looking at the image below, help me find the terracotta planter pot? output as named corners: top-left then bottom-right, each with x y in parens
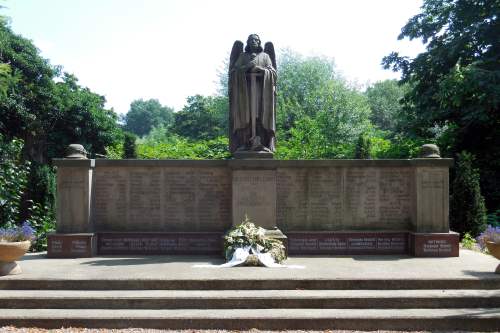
top-left (0, 240), bottom-right (31, 275)
top-left (486, 241), bottom-right (500, 274)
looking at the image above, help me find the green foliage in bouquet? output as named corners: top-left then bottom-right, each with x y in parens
top-left (223, 216), bottom-right (286, 264)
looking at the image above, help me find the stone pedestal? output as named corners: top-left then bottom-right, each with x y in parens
top-left (55, 159), bottom-right (94, 233)
top-left (414, 163), bottom-right (450, 233)
top-left (233, 151), bottom-right (274, 159)
top-left (232, 169), bottom-right (277, 229)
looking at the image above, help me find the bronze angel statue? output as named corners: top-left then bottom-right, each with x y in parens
top-left (229, 34), bottom-right (277, 155)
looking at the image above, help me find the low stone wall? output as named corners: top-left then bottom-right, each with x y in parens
top-left (49, 158), bottom-right (457, 257)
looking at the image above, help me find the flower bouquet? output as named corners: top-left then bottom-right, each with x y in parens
top-left (223, 216), bottom-right (286, 266)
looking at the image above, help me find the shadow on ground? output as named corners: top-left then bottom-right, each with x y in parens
top-left (80, 256), bottom-right (225, 266)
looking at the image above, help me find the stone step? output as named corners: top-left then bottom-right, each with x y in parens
top-left (1, 289), bottom-right (499, 309)
top-left (1, 278), bottom-right (500, 290)
top-left (0, 308), bottom-right (498, 331)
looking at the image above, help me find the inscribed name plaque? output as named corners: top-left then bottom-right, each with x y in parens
top-left (287, 231), bottom-right (408, 255)
top-left (57, 167), bottom-right (92, 233)
top-left (345, 168), bottom-right (412, 230)
top-left (47, 233), bottom-right (96, 258)
top-left (232, 170), bottom-right (276, 229)
top-left (277, 168), bottom-right (342, 231)
top-left (416, 167), bottom-right (449, 232)
top-left (97, 232), bottom-right (223, 255)
top-left (92, 167), bottom-right (231, 232)
top-left (410, 232), bottom-right (458, 257)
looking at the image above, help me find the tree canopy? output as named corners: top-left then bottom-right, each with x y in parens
top-left (123, 99), bottom-right (174, 137)
top-left (0, 20), bottom-right (122, 162)
top-left (383, 0), bottom-right (500, 210)
top-left (276, 51), bottom-right (372, 159)
top-left (170, 95), bottom-right (227, 141)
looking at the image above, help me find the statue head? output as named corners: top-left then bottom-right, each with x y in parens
top-left (245, 34), bottom-right (263, 53)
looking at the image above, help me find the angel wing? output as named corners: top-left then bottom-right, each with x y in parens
top-left (264, 41), bottom-right (277, 71)
top-left (229, 40), bottom-right (244, 72)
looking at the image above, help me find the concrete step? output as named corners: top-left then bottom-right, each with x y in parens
top-left (1, 278), bottom-right (500, 290)
top-left (1, 289), bottom-right (499, 309)
top-left (0, 308), bottom-right (498, 331)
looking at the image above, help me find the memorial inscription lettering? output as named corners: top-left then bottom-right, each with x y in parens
top-left (287, 232), bottom-right (408, 254)
top-left (98, 233), bottom-right (222, 255)
top-left (277, 168), bottom-right (342, 231)
top-left (232, 170), bottom-right (276, 229)
top-left (92, 167), bottom-right (231, 232)
top-left (379, 169), bottom-right (412, 228)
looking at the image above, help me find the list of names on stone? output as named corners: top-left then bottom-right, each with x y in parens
top-left (379, 168), bottom-right (412, 228)
top-left (93, 168), bottom-right (127, 230)
top-left (163, 169), bottom-right (197, 229)
top-left (233, 170), bottom-right (276, 229)
top-left (345, 168), bottom-right (378, 227)
top-left (277, 169), bottom-right (308, 230)
top-left (98, 233), bottom-right (222, 254)
top-left (307, 168), bottom-right (343, 229)
top-left (129, 169), bottom-right (161, 230)
top-left (163, 168), bottom-right (231, 231)
top-left (287, 232), bottom-right (408, 254)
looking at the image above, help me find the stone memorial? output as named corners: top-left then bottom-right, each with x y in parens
top-left (229, 34), bottom-right (276, 158)
top-left (47, 35), bottom-right (458, 258)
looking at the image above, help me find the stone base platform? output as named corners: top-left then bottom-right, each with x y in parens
top-left (47, 231), bottom-right (459, 258)
top-left (0, 250), bottom-right (499, 330)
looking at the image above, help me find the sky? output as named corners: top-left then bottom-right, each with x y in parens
top-left (3, 0), bottom-right (425, 114)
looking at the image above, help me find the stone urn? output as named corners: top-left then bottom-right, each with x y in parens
top-left (486, 241), bottom-right (500, 274)
top-left (0, 240), bottom-right (31, 276)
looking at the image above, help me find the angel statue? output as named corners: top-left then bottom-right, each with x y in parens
top-left (229, 34), bottom-right (277, 155)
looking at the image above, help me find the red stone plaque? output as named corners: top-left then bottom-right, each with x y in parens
top-left (287, 232), bottom-right (408, 255)
top-left (410, 232), bottom-right (459, 257)
top-left (47, 233), bottom-right (96, 258)
top-left (97, 232), bottom-right (224, 255)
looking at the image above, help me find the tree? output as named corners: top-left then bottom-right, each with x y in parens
top-left (355, 133), bottom-right (372, 159)
top-left (383, 0), bottom-right (500, 211)
top-left (275, 51), bottom-right (372, 159)
top-left (171, 95), bottom-right (227, 141)
top-left (124, 99), bottom-right (174, 137)
top-left (122, 132), bottom-right (137, 159)
top-left (365, 80), bottom-right (408, 133)
top-left (49, 73), bottom-right (123, 159)
top-left (276, 50), bottom-right (338, 134)
top-left (450, 152), bottom-right (487, 237)
top-left (0, 17), bottom-right (122, 235)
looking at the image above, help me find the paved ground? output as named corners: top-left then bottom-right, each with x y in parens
top-left (1, 249), bottom-right (498, 282)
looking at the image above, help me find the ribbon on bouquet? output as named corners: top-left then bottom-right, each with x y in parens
top-left (193, 246), bottom-right (304, 269)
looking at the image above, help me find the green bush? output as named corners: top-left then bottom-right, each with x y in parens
top-left (0, 136), bottom-right (30, 228)
top-left (137, 135), bottom-right (230, 160)
top-left (487, 210), bottom-right (500, 228)
top-left (0, 136), bottom-right (55, 251)
top-left (460, 232), bottom-right (477, 250)
top-left (122, 132), bottom-right (137, 159)
top-left (450, 151), bottom-right (487, 237)
top-left (354, 133), bottom-right (372, 159)
top-left (28, 201), bottom-right (55, 251)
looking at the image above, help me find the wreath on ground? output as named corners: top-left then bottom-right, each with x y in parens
top-left (223, 216), bottom-right (286, 265)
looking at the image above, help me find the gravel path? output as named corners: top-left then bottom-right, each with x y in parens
top-left (0, 327), bottom-right (479, 333)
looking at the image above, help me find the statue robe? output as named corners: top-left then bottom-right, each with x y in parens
top-left (229, 51), bottom-right (277, 152)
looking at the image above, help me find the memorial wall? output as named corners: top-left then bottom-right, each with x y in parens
top-left (50, 158), bottom-right (456, 257)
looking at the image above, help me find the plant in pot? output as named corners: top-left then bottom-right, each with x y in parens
top-left (477, 225), bottom-right (500, 274)
top-left (0, 222), bottom-right (36, 275)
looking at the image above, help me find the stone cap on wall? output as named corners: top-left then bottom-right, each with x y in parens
top-left (53, 158), bottom-right (454, 168)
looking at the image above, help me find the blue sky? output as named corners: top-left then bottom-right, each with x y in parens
top-left (3, 0), bottom-right (424, 114)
